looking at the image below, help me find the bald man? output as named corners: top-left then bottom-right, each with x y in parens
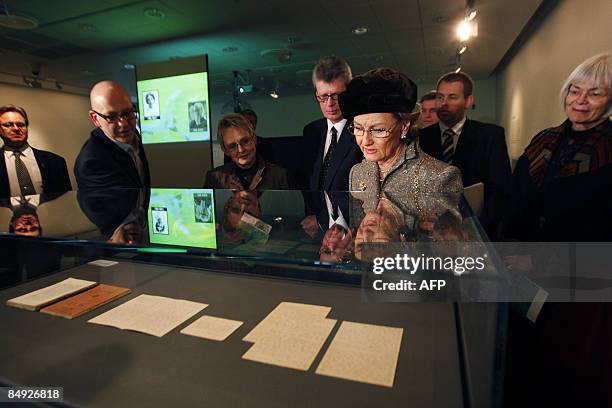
top-left (74, 81), bottom-right (150, 189)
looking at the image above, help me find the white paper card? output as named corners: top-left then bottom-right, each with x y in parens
top-left (180, 315), bottom-right (243, 341)
top-left (88, 259), bottom-right (119, 267)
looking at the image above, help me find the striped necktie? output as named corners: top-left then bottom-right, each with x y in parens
top-left (441, 128), bottom-right (455, 163)
top-left (13, 151), bottom-right (36, 196)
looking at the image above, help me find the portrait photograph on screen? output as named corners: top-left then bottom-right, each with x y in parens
top-left (137, 71), bottom-right (210, 144)
top-left (147, 188), bottom-right (217, 250)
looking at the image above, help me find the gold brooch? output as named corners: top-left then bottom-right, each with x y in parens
top-left (359, 181), bottom-right (367, 191)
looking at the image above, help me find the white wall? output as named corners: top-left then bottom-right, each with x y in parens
top-left (497, 0), bottom-right (612, 159)
top-left (0, 82), bottom-right (92, 189)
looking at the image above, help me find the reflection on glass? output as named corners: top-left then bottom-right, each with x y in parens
top-left (147, 189), bottom-right (216, 249)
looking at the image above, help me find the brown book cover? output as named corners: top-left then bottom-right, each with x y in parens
top-left (40, 284), bottom-right (131, 319)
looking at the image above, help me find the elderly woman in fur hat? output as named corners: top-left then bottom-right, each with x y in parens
top-left (340, 68), bottom-right (462, 206)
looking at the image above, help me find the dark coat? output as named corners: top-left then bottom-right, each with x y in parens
top-left (74, 128), bottom-right (151, 189)
top-left (203, 157), bottom-right (291, 190)
top-left (0, 146), bottom-right (71, 198)
top-left (419, 118), bottom-right (511, 239)
top-left (509, 119), bottom-right (612, 242)
top-left (301, 118), bottom-right (363, 191)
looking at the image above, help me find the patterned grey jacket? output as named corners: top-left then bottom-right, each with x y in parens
top-left (349, 141), bottom-right (463, 227)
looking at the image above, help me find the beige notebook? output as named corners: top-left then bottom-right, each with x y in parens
top-left (315, 321), bottom-right (403, 387)
top-left (88, 294), bottom-right (207, 338)
top-left (6, 278), bottom-right (98, 311)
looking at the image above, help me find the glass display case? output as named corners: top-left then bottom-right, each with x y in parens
top-left (0, 188), bottom-right (508, 407)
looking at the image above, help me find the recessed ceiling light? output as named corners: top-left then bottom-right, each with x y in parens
top-left (123, 63), bottom-right (135, 70)
top-left (433, 15), bottom-right (448, 24)
top-left (144, 8), bottom-right (166, 20)
top-left (79, 23), bottom-right (96, 32)
top-left (222, 46), bottom-right (238, 53)
top-left (352, 26), bottom-right (369, 35)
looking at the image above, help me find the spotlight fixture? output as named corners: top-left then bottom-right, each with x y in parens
top-left (457, 20), bottom-right (471, 42)
top-left (79, 23), bottom-right (96, 32)
top-left (351, 26), bottom-right (369, 35)
top-left (455, 67), bottom-right (462, 73)
top-left (144, 8), bottom-right (166, 20)
top-left (238, 85), bottom-right (253, 94)
top-left (467, 10), bottom-right (477, 21)
top-left (458, 45), bottom-right (468, 55)
top-left (270, 90), bottom-right (279, 99)
top-left (22, 76), bottom-right (42, 88)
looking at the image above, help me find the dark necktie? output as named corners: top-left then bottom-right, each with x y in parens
top-left (13, 151), bottom-right (35, 196)
top-left (319, 126), bottom-right (338, 189)
top-left (441, 129), bottom-right (455, 163)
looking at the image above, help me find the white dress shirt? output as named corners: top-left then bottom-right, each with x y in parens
top-left (10, 194), bottom-right (40, 209)
top-left (324, 118), bottom-right (347, 157)
top-left (3, 146), bottom-right (43, 197)
top-left (439, 116), bottom-right (467, 152)
top-left (324, 191), bottom-right (348, 230)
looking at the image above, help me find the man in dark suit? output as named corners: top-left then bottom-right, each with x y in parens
top-left (419, 72), bottom-right (511, 239)
top-left (75, 81), bottom-right (150, 189)
top-left (0, 105), bottom-right (71, 198)
top-left (299, 56), bottom-right (363, 236)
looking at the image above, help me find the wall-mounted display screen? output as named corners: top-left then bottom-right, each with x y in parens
top-left (148, 188), bottom-right (217, 250)
top-left (137, 72), bottom-right (210, 144)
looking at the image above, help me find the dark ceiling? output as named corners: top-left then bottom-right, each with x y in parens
top-left (0, 0), bottom-right (542, 99)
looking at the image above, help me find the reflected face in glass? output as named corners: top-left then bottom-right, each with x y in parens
top-left (11, 214), bottom-right (41, 237)
top-left (436, 81), bottom-right (473, 127)
top-left (222, 127), bottom-right (257, 169)
top-left (354, 213), bottom-right (398, 260)
top-left (565, 82), bottom-right (611, 131)
top-left (108, 222), bottom-right (145, 245)
top-left (0, 112), bottom-right (29, 149)
top-left (420, 99), bottom-right (439, 128)
top-left (315, 79), bottom-right (346, 123)
top-left (319, 224), bottom-right (353, 263)
top-left (353, 113), bottom-right (405, 164)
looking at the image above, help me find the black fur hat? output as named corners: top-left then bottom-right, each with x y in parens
top-left (339, 68), bottom-right (417, 120)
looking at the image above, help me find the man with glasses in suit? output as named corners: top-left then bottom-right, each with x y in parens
top-left (75, 80), bottom-right (150, 190)
top-left (0, 105), bottom-right (71, 199)
top-left (299, 56), bottom-right (363, 237)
